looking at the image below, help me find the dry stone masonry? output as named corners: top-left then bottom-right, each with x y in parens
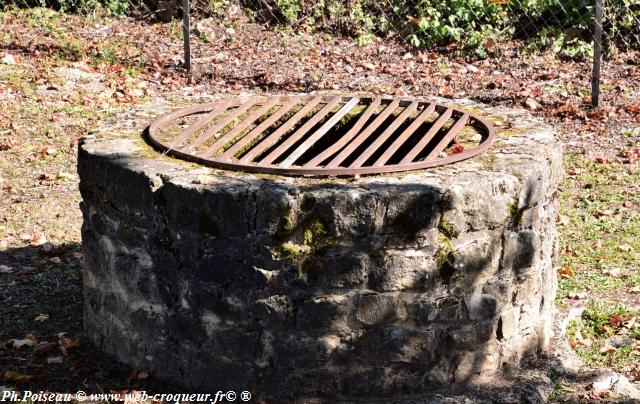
top-left (78, 97), bottom-right (562, 400)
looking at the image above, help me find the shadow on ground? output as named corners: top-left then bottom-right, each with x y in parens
top-left (0, 243), bottom-right (173, 393)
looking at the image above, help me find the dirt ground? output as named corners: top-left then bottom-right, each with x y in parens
top-left (0, 7), bottom-right (639, 403)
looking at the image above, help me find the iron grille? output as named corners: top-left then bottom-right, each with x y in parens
top-left (147, 95), bottom-right (495, 176)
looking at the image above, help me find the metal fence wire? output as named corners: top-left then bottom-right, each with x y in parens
top-left (1, 0), bottom-right (639, 104)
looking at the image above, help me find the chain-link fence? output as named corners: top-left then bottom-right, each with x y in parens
top-left (1, 0), bottom-right (639, 103)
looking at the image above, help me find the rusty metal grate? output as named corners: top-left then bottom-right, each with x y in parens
top-left (147, 95), bottom-right (495, 176)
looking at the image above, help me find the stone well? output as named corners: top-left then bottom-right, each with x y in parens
top-left (78, 97), bottom-right (562, 399)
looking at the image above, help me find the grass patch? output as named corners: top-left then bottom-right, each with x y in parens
top-left (557, 152), bottom-right (640, 297)
top-left (567, 301), bottom-right (640, 372)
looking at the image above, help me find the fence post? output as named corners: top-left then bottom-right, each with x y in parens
top-left (182, 0), bottom-right (192, 76)
top-left (591, 0), bottom-right (603, 107)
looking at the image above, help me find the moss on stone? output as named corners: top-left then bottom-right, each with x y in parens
top-left (437, 216), bottom-right (456, 239)
top-left (303, 217), bottom-right (329, 248)
top-left (278, 215), bottom-right (333, 280)
top-left (435, 231), bottom-right (456, 281)
top-left (280, 241), bottom-right (311, 262)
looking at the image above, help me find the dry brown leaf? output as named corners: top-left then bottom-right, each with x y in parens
top-left (59, 337), bottom-right (80, 355)
top-left (0, 138), bottom-right (14, 151)
top-left (30, 232), bottom-right (47, 246)
top-left (4, 370), bottom-right (33, 382)
top-left (34, 341), bottom-right (58, 356)
top-left (394, 87), bottom-right (408, 97)
top-left (557, 266), bottom-right (574, 279)
top-left (33, 314), bottom-right (49, 322)
top-left (128, 369), bottom-right (150, 382)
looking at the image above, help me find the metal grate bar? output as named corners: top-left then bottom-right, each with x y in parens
top-left (169, 102), bottom-right (231, 149)
top-left (304, 97), bottom-right (382, 168)
top-left (221, 98), bottom-right (301, 160)
top-left (280, 98), bottom-right (360, 168)
top-left (184, 98), bottom-right (257, 153)
top-left (400, 108), bottom-right (453, 164)
top-left (259, 97), bottom-right (343, 165)
top-left (325, 99), bottom-right (401, 168)
top-left (239, 96), bottom-right (324, 163)
top-left (373, 103), bottom-right (436, 166)
top-left (199, 98), bottom-right (281, 159)
top-left (147, 96), bottom-right (495, 177)
top-left (424, 113), bottom-right (469, 161)
top-left (349, 101), bottom-right (419, 168)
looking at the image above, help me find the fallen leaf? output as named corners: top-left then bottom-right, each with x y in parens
top-left (40, 146), bottom-right (57, 156)
top-left (0, 138), bottom-right (14, 151)
top-left (609, 315), bottom-right (627, 328)
top-left (557, 266), bottom-right (574, 279)
top-left (580, 337), bottom-right (593, 347)
top-left (128, 369), bottom-right (149, 382)
top-left (361, 62), bottom-right (375, 70)
top-left (448, 143), bottom-right (464, 154)
top-left (525, 97), bottom-right (541, 110)
top-left (625, 103), bottom-right (640, 114)
top-left (11, 338), bottom-right (36, 349)
top-left (394, 87), bottom-right (407, 97)
top-left (1, 54), bottom-right (17, 65)
top-left (600, 343), bottom-right (617, 353)
top-left (33, 314), bottom-right (49, 322)
top-left (59, 337), bottom-right (80, 355)
top-left (439, 85), bottom-right (454, 97)
top-left (595, 209), bottom-right (614, 217)
top-left (47, 356), bottom-right (64, 364)
top-left (4, 370), bottom-right (33, 382)
top-left (34, 341), bottom-right (58, 355)
top-left (618, 244), bottom-right (633, 252)
top-left (0, 264), bottom-right (13, 273)
top-left (30, 232), bottom-right (47, 246)
top-left (56, 172), bottom-right (75, 181)
top-left (602, 268), bottom-right (624, 277)
top-left (49, 257), bottom-right (62, 265)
